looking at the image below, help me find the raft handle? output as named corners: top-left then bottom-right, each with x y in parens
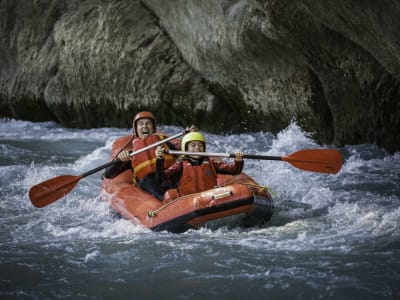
top-left (211, 191), bottom-right (233, 200)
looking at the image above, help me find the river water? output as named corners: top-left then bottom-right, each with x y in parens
top-left (1, 118), bottom-right (399, 299)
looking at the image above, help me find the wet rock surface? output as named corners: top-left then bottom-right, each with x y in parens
top-left (1, 0), bottom-right (399, 152)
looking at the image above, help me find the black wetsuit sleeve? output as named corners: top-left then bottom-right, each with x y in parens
top-left (155, 158), bottom-right (164, 184)
top-left (166, 140), bottom-right (179, 150)
top-left (103, 160), bottom-right (131, 179)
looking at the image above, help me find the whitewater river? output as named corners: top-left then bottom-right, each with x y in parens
top-left (1, 118), bottom-right (399, 299)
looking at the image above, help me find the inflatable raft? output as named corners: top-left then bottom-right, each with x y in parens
top-left (101, 169), bottom-right (274, 233)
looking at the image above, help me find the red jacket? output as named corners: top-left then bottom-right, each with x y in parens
top-left (158, 157), bottom-right (243, 197)
top-left (104, 132), bottom-right (180, 180)
top-left (131, 134), bottom-right (177, 180)
top-left (178, 159), bottom-right (218, 196)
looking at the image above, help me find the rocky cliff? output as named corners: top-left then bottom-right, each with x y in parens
top-left (1, 0), bottom-right (399, 152)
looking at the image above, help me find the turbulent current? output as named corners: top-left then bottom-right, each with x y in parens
top-left (1, 118), bottom-right (399, 299)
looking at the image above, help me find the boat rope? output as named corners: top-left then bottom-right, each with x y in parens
top-left (147, 194), bottom-right (191, 218)
top-left (241, 182), bottom-right (276, 197)
top-left (148, 183), bottom-right (275, 218)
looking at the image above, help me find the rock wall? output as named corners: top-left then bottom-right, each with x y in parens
top-left (0, 0), bottom-right (399, 152)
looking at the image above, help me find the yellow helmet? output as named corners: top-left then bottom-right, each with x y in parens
top-left (181, 132), bottom-right (206, 151)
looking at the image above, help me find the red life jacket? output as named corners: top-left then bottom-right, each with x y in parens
top-left (178, 159), bottom-right (218, 196)
top-left (110, 134), bottom-right (134, 160)
top-left (131, 134), bottom-right (175, 180)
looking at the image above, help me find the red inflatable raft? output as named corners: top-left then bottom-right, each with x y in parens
top-left (101, 169), bottom-right (274, 233)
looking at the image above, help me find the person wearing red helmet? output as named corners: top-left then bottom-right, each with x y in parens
top-left (104, 111), bottom-right (187, 200)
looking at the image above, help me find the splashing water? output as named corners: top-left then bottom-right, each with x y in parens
top-left (1, 118), bottom-right (399, 299)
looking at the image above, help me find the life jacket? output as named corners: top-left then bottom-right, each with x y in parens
top-left (177, 159), bottom-right (218, 196)
top-left (131, 134), bottom-right (175, 181)
top-left (110, 134), bottom-right (134, 160)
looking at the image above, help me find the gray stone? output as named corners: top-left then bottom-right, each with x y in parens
top-left (0, 0), bottom-right (399, 152)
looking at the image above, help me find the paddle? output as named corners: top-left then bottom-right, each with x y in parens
top-left (29, 131), bottom-right (186, 208)
top-left (167, 148), bottom-right (343, 174)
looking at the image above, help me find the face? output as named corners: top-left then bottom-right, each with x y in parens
top-left (136, 118), bottom-right (155, 138)
top-left (187, 141), bottom-right (205, 159)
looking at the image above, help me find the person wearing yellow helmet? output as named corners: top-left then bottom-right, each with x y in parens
top-left (104, 111), bottom-right (196, 200)
top-left (155, 132), bottom-right (243, 201)
top-left (180, 131), bottom-right (206, 159)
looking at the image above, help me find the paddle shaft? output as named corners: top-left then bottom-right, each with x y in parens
top-left (29, 131), bottom-right (186, 207)
top-left (167, 149), bottom-right (342, 174)
top-left (168, 150), bottom-right (284, 160)
top-left (85, 147), bottom-right (269, 178)
top-left (81, 131), bottom-right (186, 178)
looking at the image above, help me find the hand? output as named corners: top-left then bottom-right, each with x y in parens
top-left (155, 146), bottom-right (165, 159)
top-left (234, 151), bottom-right (243, 162)
top-left (118, 150), bottom-right (131, 162)
top-left (185, 125), bottom-right (198, 133)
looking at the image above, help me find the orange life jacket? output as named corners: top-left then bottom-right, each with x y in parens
top-left (178, 159), bottom-right (218, 196)
top-left (109, 134), bottom-right (134, 160)
top-left (131, 134), bottom-right (175, 180)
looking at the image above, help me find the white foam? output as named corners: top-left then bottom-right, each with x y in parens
top-left (84, 250), bottom-right (100, 263)
top-left (3, 118), bottom-right (400, 256)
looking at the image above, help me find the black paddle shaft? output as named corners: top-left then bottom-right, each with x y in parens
top-left (168, 151), bottom-right (283, 161)
top-left (236, 154), bottom-right (282, 161)
top-left (81, 160), bottom-right (120, 178)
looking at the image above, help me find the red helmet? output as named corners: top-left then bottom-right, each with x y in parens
top-left (132, 111), bottom-right (156, 133)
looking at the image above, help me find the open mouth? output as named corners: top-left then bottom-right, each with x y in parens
top-left (141, 129), bottom-right (150, 136)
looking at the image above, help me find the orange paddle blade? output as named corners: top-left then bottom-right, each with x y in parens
top-left (29, 175), bottom-right (82, 208)
top-left (283, 149), bottom-right (342, 174)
